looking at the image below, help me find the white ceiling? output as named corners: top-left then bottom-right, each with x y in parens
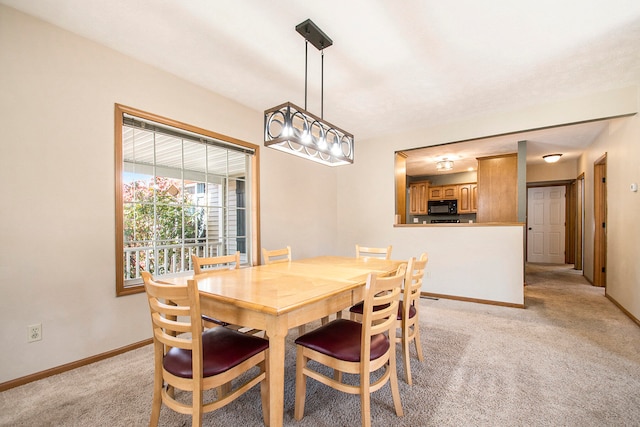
top-left (3, 0), bottom-right (640, 174)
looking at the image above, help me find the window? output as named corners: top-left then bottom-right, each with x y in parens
top-left (115, 105), bottom-right (259, 296)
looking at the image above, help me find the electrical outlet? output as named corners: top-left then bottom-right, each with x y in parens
top-left (28, 323), bottom-right (42, 342)
top-left (425, 271), bottom-right (431, 279)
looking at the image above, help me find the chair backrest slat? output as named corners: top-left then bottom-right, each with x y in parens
top-left (356, 244), bottom-right (392, 260)
top-left (262, 246), bottom-right (292, 264)
top-left (192, 252), bottom-right (241, 274)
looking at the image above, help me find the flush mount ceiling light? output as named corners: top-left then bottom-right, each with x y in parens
top-left (436, 158), bottom-right (454, 171)
top-left (264, 19), bottom-right (354, 166)
top-left (543, 154), bottom-right (562, 163)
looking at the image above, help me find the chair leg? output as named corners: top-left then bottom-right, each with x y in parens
top-left (192, 383), bottom-right (203, 427)
top-left (413, 323), bottom-right (424, 362)
top-left (360, 380), bottom-right (371, 427)
top-left (402, 331), bottom-right (412, 385)
top-left (149, 372), bottom-right (163, 426)
top-left (321, 316), bottom-right (329, 325)
top-left (298, 325), bottom-right (306, 335)
top-left (259, 359), bottom-right (269, 426)
top-left (388, 353), bottom-right (404, 418)
top-left (294, 348), bottom-right (307, 420)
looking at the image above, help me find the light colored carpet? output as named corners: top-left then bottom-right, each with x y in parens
top-left (2, 264), bottom-right (640, 426)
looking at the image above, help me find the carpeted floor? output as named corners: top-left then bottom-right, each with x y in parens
top-left (2, 264), bottom-right (639, 426)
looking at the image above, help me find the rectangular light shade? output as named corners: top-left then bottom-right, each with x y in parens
top-left (264, 102), bottom-right (354, 166)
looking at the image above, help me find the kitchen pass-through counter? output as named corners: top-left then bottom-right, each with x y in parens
top-left (393, 222), bottom-right (525, 307)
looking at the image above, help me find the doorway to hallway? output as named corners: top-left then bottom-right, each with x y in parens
top-left (527, 186), bottom-right (566, 264)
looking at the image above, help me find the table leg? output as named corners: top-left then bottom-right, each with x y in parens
top-left (265, 317), bottom-right (288, 427)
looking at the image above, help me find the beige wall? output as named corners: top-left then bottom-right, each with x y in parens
top-left (0, 6), bottom-right (337, 383)
top-left (527, 158), bottom-right (579, 182)
top-left (579, 115), bottom-right (640, 317)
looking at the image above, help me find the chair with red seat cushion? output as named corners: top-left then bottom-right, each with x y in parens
top-left (293, 264), bottom-right (407, 427)
top-left (349, 254), bottom-right (428, 385)
top-left (141, 271), bottom-right (269, 427)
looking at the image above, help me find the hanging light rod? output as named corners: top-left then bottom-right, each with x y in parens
top-left (264, 19), bottom-right (354, 166)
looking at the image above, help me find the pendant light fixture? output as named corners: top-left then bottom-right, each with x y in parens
top-left (264, 19), bottom-right (354, 166)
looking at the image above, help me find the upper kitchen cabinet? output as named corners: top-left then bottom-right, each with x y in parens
top-left (409, 181), bottom-right (429, 215)
top-left (458, 183), bottom-right (478, 214)
top-left (428, 185), bottom-right (459, 201)
top-left (476, 154), bottom-right (517, 222)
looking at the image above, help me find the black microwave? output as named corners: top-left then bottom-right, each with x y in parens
top-left (428, 199), bottom-right (458, 215)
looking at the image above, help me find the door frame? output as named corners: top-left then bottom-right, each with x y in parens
top-left (526, 180), bottom-right (576, 264)
top-left (593, 154), bottom-right (607, 287)
top-left (575, 173), bottom-right (585, 271)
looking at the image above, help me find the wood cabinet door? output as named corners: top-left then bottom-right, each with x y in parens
top-left (409, 184), bottom-right (420, 214)
top-left (476, 154), bottom-right (517, 222)
top-left (429, 186), bottom-right (442, 200)
top-left (471, 183), bottom-right (478, 212)
top-left (457, 184), bottom-right (478, 214)
top-left (409, 181), bottom-right (429, 214)
top-left (417, 182), bottom-right (428, 214)
top-left (458, 184), bottom-right (471, 213)
top-left (443, 185), bottom-right (458, 200)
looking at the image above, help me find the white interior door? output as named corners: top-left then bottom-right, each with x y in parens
top-left (527, 186), bottom-right (566, 264)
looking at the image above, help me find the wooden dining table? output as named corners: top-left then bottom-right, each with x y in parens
top-left (159, 255), bottom-right (404, 427)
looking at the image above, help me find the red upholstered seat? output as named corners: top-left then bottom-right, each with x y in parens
top-left (294, 319), bottom-right (389, 362)
top-left (164, 327), bottom-right (269, 378)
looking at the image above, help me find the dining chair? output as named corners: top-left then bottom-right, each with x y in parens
top-left (355, 244), bottom-right (392, 260)
top-left (261, 246), bottom-right (312, 334)
top-left (191, 253), bottom-right (262, 336)
top-left (345, 244), bottom-right (393, 320)
top-left (349, 254), bottom-right (428, 385)
top-left (192, 251), bottom-right (241, 274)
top-left (191, 253), bottom-right (239, 328)
top-left (141, 271), bottom-right (269, 427)
top-left (261, 246), bottom-right (291, 264)
top-left (396, 254), bottom-right (427, 385)
top-left (293, 264), bottom-right (407, 427)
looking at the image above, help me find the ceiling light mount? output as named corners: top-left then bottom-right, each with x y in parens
top-left (543, 154), bottom-right (562, 163)
top-left (295, 19), bottom-right (332, 51)
top-left (436, 158), bottom-right (454, 171)
top-left (264, 19), bottom-right (354, 166)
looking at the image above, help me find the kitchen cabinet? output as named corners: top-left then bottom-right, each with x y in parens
top-left (458, 183), bottom-right (478, 214)
top-left (476, 154), bottom-right (517, 222)
top-left (409, 181), bottom-right (429, 215)
top-left (429, 185), bottom-right (458, 200)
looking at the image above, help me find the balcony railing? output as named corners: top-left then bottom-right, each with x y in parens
top-left (124, 240), bottom-right (237, 287)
